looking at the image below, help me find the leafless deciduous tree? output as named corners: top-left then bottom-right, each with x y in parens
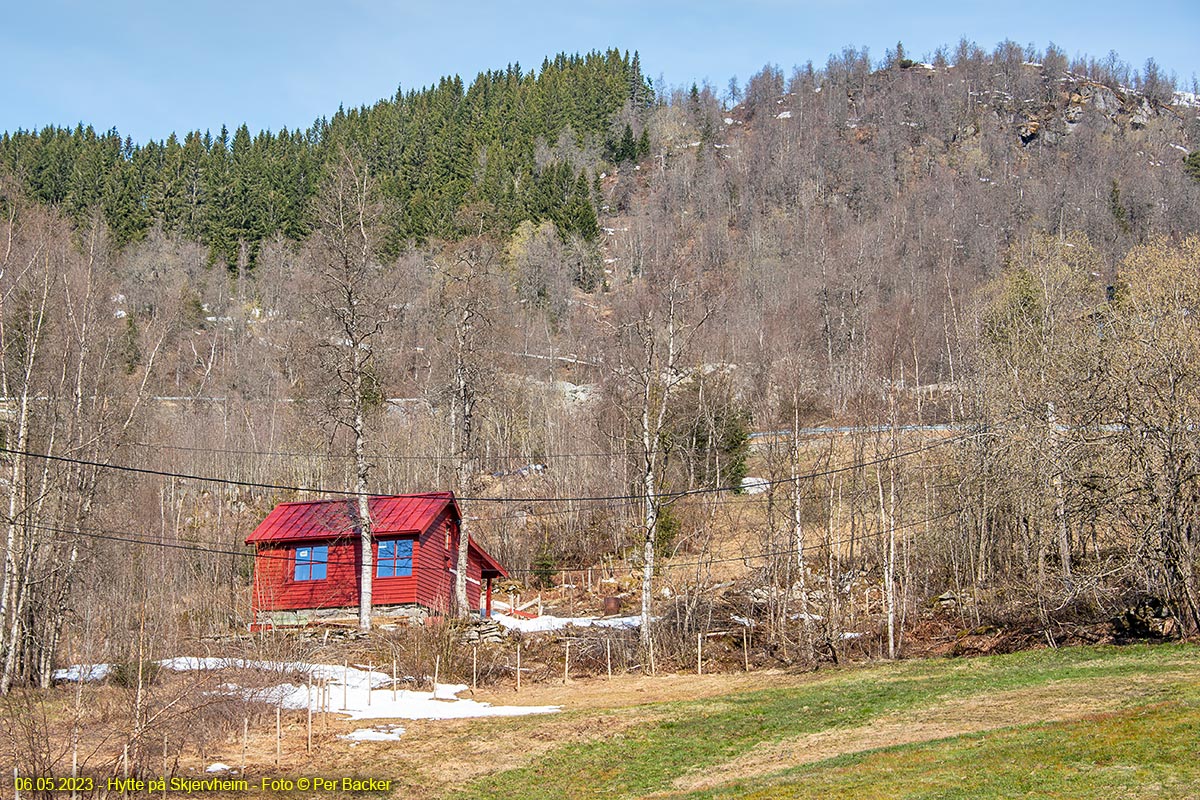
top-left (305, 149), bottom-right (392, 631)
top-left (431, 239), bottom-right (501, 616)
top-left (604, 272), bottom-right (713, 648)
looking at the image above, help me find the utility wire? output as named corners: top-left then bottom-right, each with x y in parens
top-left (28, 505), bottom-right (966, 577)
top-left (24, 455), bottom-right (954, 555)
top-left (125, 423), bottom-right (937, 462)
top-left (0, 432), bottom-right (966, 506)
top-left (126, 440), bottom-right (627, 461)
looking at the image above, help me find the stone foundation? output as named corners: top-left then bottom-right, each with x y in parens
top-left (257, 603), bottom-right (430, 627)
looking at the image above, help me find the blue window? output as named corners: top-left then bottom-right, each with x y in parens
top-left (377, 539), bottom-right (413, 578)
top-left (294, 545), bottom-right (327, 581)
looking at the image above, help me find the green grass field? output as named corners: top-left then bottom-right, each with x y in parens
top-left (452, 644), bottom-right (1200, 800)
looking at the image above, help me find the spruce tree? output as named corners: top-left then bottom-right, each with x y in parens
top-left (637, 128), bottom-right (651, 160)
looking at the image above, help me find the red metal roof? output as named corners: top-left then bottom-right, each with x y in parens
top-left (245, 492), bottom-right (458, 544)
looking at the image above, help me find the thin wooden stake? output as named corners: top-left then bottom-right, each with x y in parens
top-left (392, 657), bottom-right (398, 702)
top-left (122, 743), bottom-right (129, 780)
top-left (743, 627), bottom-right (750, 672)
top-left (306, 684), bottom-right (313, 752)
top-left (14, 766), bottom-right (20, 800)
top-left (649, 636), bottom-right (656, 676)
top-left (433, 654), bottom-right (440, 692)
top-left (275, 708), bottom-right (281, 765)
top-left (472, 646), bottom-right (478, 690)
top-left (563, 640), bottom-right (570, 685)
top-left (241, 717), bottom-right (248, 772)
top-left (366, 664), bottom-right (372, 707)
top-left (516, 642), bottom-right (522, 692)
top-left (697, 631), bottom-right (703, 675)
top-left (342, 661), bottom-right (348, 710)
top-left (162, 733), bottom-right (168, 800)
top-left (606, 638), bottom-right (612, 680)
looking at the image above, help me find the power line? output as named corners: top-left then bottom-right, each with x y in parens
top-left (125, 440), bottom-right (628, 462)
top-left (24, 452), bottom-right (953, 557)
top-left (0, 431), bottom-right (965, 506)
top-left (29, 505), bottom-right (966, 577)
top-left (125, 423), bottom-right (953, 462)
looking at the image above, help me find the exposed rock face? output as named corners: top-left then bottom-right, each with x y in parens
top-left (1087, 83), bottom-right (1121, 115)
top-left (1010, 75), bottom-right (1176, 147)
top-left (1018, 118), bottom-right (1040, 143)
top-left (1130, 97), bottom-right (1155, 129)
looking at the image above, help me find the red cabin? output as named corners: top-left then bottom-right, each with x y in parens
top-left (245, 492), bottom-right (507, 626)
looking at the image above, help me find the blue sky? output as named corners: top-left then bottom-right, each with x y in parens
top-left (3, 0), bottom-right (1197, 143)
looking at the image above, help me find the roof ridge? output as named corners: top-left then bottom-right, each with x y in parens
top-left (271, 491), bottom-right (454, 507)
top-left (245, 492), bottom-right (458, 545)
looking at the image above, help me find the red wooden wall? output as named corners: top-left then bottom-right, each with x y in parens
top-left (250, 508), bottom-right (485, 615)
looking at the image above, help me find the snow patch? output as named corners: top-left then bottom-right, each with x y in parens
top-left (740, 476), bottom-right (770, 495)
top-left (55, 657), bottom-right (559, 721)
top-left (1174, 91), bottom-right (1200, 109)
top-left (52, 664), bottom-right (112, 682)
top-left (206, 763), bottom-right (234, 774)
top-left (493, 613), bottom-right (641, 634)
top-left (776, 111), bottom-right (792, 119)
top-left (342, 724), bottom-right (404, 742)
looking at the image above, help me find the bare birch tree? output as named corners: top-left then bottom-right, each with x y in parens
top-left (606, 274), bottom-right (711, 648)
top-left (431, 241), bottom-right (498, 616)
top-left (307, 149), bottom-right (390, 631)
top-left (0, 199), bottom-right (163, 691)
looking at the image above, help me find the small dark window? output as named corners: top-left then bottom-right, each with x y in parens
top-left (377, 539), bottom-right (413, 578)
top-left (294, 545), bottom-right (327, 581)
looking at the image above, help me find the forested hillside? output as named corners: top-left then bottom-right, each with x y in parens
top-left (0, 49), bottom-right (647, 266)
top-left (2, 40), bottom-right (1199, 694)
